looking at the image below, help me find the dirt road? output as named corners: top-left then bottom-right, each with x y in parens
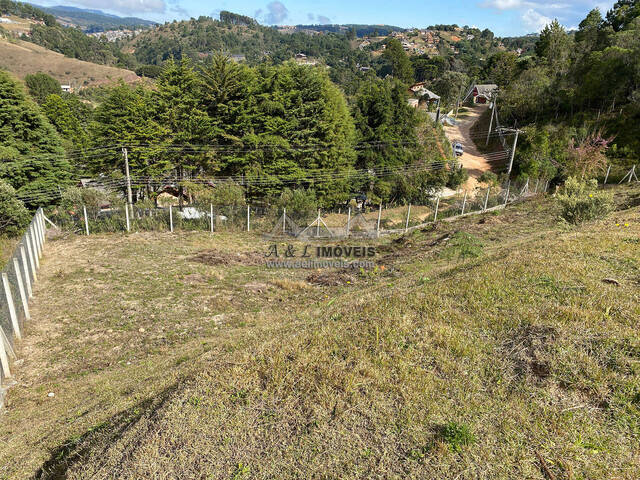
top-left (443, 105), bottom-right (493, 189)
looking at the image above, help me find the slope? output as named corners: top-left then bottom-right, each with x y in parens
top-left (0, 37), bottom-right (139, 87)
top-left (0, 184), bottom-right (638, 479)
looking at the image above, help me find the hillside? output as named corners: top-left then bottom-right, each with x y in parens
top-left (34, 5), bottom-right (156, 32)
top-left (1, 184), bottom-right (638, 478)
top-left (0, 37), bottom-right (139, 87)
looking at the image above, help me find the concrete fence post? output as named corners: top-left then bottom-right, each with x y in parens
top-left (25, 233), bottom-right (37, 282)
top-left (316, 210), bottom-right (321, 237)
top-left (12, 258), bottom-right (30, 322)
top-left (2, 273), bottom-right (21, 341)
top-left (603, 165), bottom-right (611, 186)
top-left (169, 205), bottom-right (174, 233)
top-left (483, 187), bottom-right (491, 212)
top-left (461, 191), bottom-right (467, 215)
top-left (125, 204), bottom-right (130, 233)
top-left (283, 208), bottom-right (286, 234)
top-left (83, 206), bottom-right (89, 236)
top-left (20, 246), bottom-right (32, 299)
top-left (30, 225), bottom-right (40, 269)
top-left (210, 204), bottom-right (214, 234)
top-left (247, 205), bottom-right (250, 232)
top-left (404, 204), bottom-right (411, 233)
top-left (504, 180), bottom-right (511, 206)
top-left (376, 203), bottom-right (382, 238)
top-left (346, 207), bottom-right (351, 237)
top-left (0, 330), bottom-right (10, 379)
top-left (33, 217), bottom-right (42, 257)
top-left (434, 196), bottom-right (440, 222)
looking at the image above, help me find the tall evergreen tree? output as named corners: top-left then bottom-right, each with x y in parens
top-left (0, 70), bottom-right (70, 206)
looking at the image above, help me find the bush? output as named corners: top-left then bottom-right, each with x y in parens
top-left (557, 176), bottom-right (613, 224)
top-left (60, 187), bottom-right (120, 221)
top-left (478, 171), bottom-right (498, 186)
top-left (276, 188), bottom-right (318, 223)
top-left (447, 165), bottom-right (469, 189)
top-left (438, 421), bottom-right (475, 453)
top-left (0, 180), bottom-right (31, 236)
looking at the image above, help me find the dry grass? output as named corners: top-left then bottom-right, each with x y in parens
top-left (0, 186), bottom-right (639, 479)
top-left (0, 38), bottom-right (139, 88)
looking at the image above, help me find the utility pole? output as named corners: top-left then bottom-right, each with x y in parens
top-left (497, 127), bottom-right (523, 175)
top-left (485, 95), bottom-right (497, 146)
top-left (122, 147), bottom-right (133, 207)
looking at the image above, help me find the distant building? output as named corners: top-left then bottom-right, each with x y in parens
top-left (61, 85), bottom-right (72, 93)
top-left (471, 84), bottom-right (498, 104)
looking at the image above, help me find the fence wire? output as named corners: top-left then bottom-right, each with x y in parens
top-left (45, 177), bottom-right (549, 241)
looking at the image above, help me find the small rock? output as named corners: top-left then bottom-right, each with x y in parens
top-left (126, 361), bottom-right (131, 365)
top-left (14, 359), bottom-right (24, 367)
top-left (139, 327), bottom-right (145, 333)
top-left (47, 392), bottom-right (55, 398)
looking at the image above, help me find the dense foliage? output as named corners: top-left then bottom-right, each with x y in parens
top-left (492, 2), bottom-right (640, 179)
top-left (0, 70), bottom-right (71, 207)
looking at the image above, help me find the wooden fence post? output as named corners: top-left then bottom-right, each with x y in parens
top-left (2, 273), bottom-right (21, 340)
top-left (20, 246), bottom-right (32, 299)
top-left (12, 258), bottom-right (29, 321)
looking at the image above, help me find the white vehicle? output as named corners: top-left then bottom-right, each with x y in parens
top-left (453, 142), bottom-right (464, 156)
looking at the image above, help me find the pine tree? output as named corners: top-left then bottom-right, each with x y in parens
top-left (0, 70), bottom-right (71, 206)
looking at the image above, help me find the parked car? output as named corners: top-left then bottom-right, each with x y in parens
top-left (453, 142), bottom-right (464, 156)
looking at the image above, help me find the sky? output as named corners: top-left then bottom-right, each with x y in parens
top-left (37, 0), bottom-right (618, 36)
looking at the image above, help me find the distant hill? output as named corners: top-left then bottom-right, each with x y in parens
top-left (0, 36), bottom-right (139, 88)
top-left (31, 4), bottom-right (156, 32)
top-left (291, 24), bottom-right (403, 37)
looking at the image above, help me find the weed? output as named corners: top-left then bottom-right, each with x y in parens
top-left (438, 422), bottom-right (475, 453)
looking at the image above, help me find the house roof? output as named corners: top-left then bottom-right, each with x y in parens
top-left (417, 88), bottom-right (440, 101)
top-left (474, 84), bottom-right (498, 97)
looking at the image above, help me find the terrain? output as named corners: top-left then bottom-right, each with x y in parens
top-left (34, 5), bottom-right (155, 31)
top-left (0, 37), bottom-right (139, 87)
top-left (0, 183), bottom-right (638, 479)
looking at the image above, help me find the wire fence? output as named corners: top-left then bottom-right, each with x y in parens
top-left (44, 177), bottom-right (551, 240)
top-left (0, 209), bottom-right (46, 405)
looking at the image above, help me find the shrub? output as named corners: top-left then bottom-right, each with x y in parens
top-left (478, 171), bottom-right (498, 186)
top-left (276, 188), bottom-right (318, 223)
top-left (557, 176), bottom-right (613, 224)
top-left (0, 180), bottom-right (31, 236)
top-left (60, 187), bottom-right (119, 221)
top-left (447, 165), bottom-right (469, 189)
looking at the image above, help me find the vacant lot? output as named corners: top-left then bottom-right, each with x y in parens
top-left (1, 185), bottom-right (639, 479)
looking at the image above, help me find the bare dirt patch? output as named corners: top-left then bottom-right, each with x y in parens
top-left (191, 249), bottom-right (265, 266)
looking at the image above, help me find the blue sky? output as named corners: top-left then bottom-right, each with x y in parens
top-left (38, 0), bottom-right (617, 36)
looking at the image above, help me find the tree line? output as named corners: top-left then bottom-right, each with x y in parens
top-left (0, 57), bottom-right (461, 223)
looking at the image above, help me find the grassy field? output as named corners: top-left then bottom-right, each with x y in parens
top-left (0, 37), bottom-right (139, 88)
top-left (0, 185), bottom-right (639, 479)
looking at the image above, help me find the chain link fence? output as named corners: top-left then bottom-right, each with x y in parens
top-left (0, 209), bottom-right (46, 402)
